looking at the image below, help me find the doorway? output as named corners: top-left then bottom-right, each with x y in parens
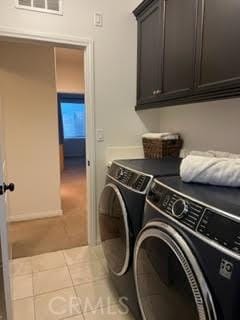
top-left (3, 44), bottom-right (90, 258)
top-left (58, 93), bottom-right (88, 248)
top-left (0, 37), bottom-right (96, 256)
top-left (0, 30), bottom-right (96, 320)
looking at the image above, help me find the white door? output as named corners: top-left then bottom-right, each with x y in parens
top-left (0, 98), bottom-right (13, 320)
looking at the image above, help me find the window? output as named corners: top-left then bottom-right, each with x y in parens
top-left (61, 102), bottom-right (86, 139)
top-left (58, 94), bottom-right (85, 142)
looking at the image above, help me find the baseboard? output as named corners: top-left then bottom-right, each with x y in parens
top-left (9, 209), bottom-right (63, 222)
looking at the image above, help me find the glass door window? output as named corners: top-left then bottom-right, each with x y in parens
top-left (99, 184), bottom-right (130, 276)
top-left (135, 225), bottom-right (216, 320)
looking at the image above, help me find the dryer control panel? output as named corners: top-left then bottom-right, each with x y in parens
top-left (108, 162), bottom-right (152, 193)
top-left (148, 181), bottom-right (240, 256)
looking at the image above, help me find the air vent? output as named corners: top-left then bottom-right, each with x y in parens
top-left (18, 0), bottom-right (31, 6)
top-left (16, 0), bottom-right (63, 15)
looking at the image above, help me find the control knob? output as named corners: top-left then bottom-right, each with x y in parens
top-left (148, 182), bottom-right (160, 203)
top-left (172, 199), bottom-right (188, 219)
top-left (116, 168), bottom-right (125, 180)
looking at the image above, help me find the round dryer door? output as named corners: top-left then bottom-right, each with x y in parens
top-left (134, 222), bottom-right (217, 320)
top-left (99, 183), bottom-right (130, 276)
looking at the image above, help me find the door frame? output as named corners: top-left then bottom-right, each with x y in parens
top-left (0, 27), bottom-right (97, 246)
top-left (0, 97), bottom-right (12, 320)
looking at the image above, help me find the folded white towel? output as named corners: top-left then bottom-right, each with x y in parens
top-left (180, 155), bottom-right (240, 187)
top-left (180, 149), bottom-right (240, 159)
top-left (208, 150), bottom-right (240, 159)
top-left (142, 132), bottom-right (180, 140)
top-left (189, 150), bottom-right (213, 157)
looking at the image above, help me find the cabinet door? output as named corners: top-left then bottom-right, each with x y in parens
top-left (137, 0), bottom-right (164, 105)
top-left (162, 0), bottom-right (198, 98)
top-left (196, 0), bottom-right (240, 91)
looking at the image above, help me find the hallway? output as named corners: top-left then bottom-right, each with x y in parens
top-left (9, 158), bottom-right (87, 259)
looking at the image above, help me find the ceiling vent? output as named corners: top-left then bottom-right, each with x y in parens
top-left (16, 0), bottom-right (63, 15)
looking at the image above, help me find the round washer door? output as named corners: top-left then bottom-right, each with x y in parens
top-left (134, 222), bottom-right (217, 320)
top-left (99, 183), bottom-right (130, 276)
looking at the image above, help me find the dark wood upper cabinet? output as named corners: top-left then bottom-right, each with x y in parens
top-left (134, 0), bottom-right (240, 110)
top-left (136, 0), bottom-right (164, 105)
top-left (196, 0), bottom-right (240, 92)
top-left (162, 0), bottom-right (198, 98)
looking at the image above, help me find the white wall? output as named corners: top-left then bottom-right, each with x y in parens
top-left (55, 47), bottom-right (85, 93)
top-left (0, 0), bottom-right (161, 205)
top-left (0, 41), bottom-right (62, 221)
top-left (158, 98), bottom-right (240, 153)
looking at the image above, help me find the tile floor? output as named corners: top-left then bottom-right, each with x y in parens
top-left (11, 245), bottom-right (135, 320)
top-left (9, 158), bottom-right (88, 258)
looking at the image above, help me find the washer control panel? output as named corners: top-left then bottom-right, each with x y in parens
top-left (147, 181), bottom-right (240, 255)
top-left (172, 199), bottom-right (189, 219)
top-left (148, 182), bottom-right (204, 230)
top-left (108, 162), bottom-right (151, 193)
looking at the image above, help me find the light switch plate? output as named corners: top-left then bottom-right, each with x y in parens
top-left (96, 129), bottom-right (104, 142)
top-left (94, 12), bottom-right (103, 27)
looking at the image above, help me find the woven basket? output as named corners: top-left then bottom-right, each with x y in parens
top-left (142, 137), bottom-right (183, 159)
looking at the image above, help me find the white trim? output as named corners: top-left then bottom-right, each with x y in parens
top-left (0, 26), bottom-right (91, 47)
top-left (0, 26), bottom-right (97, 246)
top-left (0, 97), bottom-right (12, 320)
top-left (8, 209), bottom-right (63, 222)
top-left (84, 39), bottom-right (97, 246)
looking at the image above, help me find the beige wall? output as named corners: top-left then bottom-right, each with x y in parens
top-left (55, 47), bottom-right (85, 93)
top-left (0, 42), bottom-right (61, 221)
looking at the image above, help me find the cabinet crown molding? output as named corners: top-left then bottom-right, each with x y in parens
top-left (133, 0), bottom-right (156, 17)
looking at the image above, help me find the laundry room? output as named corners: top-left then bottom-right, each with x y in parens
top-left (0, 1), bottom-right (240, 320)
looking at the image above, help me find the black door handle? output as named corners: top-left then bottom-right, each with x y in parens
top-left (0, 183), bottom-right (15, 195)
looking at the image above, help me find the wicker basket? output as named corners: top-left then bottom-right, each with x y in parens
top-left (142, 137), bottom-right (183, 159)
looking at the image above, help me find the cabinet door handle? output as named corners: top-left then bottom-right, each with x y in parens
top-left (153, 90), bottom-right (157, 95)
top-left (156, 89), bottom-right (161, 94)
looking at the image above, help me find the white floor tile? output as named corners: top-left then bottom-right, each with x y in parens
top-left (33, 267), bottom-right (72, 295)
top-left (74, 278), bottom-right (118, 313)
top-left (11, 257), bottom-right (33, 277)
top-left (35, 287), bottom-right (81, 320)
top-left (12, 274), bottom-right (33, 300)
top-left (62, 315), bottom-right (84, 320)
top-left (63, 246), bottom-right (98, 266)
top-left (32, 251), bottom-right (66, 273)
top-left (99, 258), bottom-right (108, 271)
top-left (83, 304), bottom-right (135, 320)
top-left (92, 245), bottom-right (105, 260)
top-left (13, 297), bottom-right (35, 320)
top-left (69, 260), bottom-right (108, 286)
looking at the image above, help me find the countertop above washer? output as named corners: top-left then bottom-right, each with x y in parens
top-left (114, 157), bottom-right (182, 177)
